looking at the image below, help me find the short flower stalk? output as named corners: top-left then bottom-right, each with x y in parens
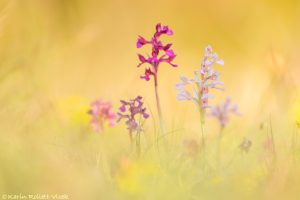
top-left (117, 96), bottom-right (149, 157)
top-left (211, 97), bottom-right (240, 171)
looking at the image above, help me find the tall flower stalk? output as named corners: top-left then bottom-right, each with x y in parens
top-left (117, 96), bottom-right (149, 156)
top-left (176, 45), bottom-right (224, 146)
top-left (136, 23), bottom-right (177, 133)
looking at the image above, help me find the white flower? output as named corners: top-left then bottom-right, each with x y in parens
top-left (176, 45), bottom-right (224, 110)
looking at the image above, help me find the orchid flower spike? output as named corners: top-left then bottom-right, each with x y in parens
top-left (176, 45), bottom-right (224, 117)
top-left (117, 96), bottom-right (149, 133)
top-left (136, 23), bottom-right (177, 82)
top-left (211, 97), bottom-right (240, 128)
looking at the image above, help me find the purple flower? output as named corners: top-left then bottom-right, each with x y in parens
top-left (136, 23), bottom-right (177, 81)
top-left (140, 68), bottom-right (154, 81)
top-left (176, 45), bottom-right (224, 111)
top-left (210, 97), bottom-right (240, 128)
top-left (136, 36), bottom-right (149, 48)
top-left (88, 99), bottom-right (117, 133)
top-left (117, 96), bottom-right (149, 133)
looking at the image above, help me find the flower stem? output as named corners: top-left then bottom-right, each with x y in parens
top-left (136, 130), bottom-right (141, 158)
top-left (217, 127), bottom-right (224, 172)
top-left (200, 110), bottom-right (206, 148)
top-left (199, 110), bottom-right (206, 170)
top-left (154, 73), bottom-right (165, 134)
top-left (200, 123), bottom-right (205, 147)
top-left (269, 116), bottom-right (277, 163)
top-left (129, 131), bottom-right (133, 151)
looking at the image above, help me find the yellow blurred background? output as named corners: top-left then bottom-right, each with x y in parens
top-left (1, 0), bottom-right (299, 122)
top-left (0, 0), bottom-right (300, 199)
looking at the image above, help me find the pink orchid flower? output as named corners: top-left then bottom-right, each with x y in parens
top-left (88, 99), bottom-right (117, 133)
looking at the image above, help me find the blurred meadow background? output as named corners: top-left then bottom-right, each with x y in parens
top-left (1, 0), bottom-right (300, 199)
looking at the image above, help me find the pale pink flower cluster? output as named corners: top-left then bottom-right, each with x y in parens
top-left (176, 45), bottom-right (224, 110)
top-left (88, 99), bottom-right (117, 132)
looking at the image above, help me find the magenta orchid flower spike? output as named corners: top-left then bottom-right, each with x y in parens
top-left (176, 45), bottom-right (224, 123)
top-left (88, 99), bottom-right (117, 133)
top-left (211, 97), bottom-right (240, 128)
top-left (136, 23), bottom-right (177, 132)
top-left (136, 23), bottom-right (177, 74)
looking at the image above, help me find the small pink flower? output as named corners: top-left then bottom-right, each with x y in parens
top-left (155, 23), bottom-right (173, 36)
top-left (211, 97), bottom-right (240, 128)
top-left (136, 36), bottom-right (149, 48)
top-left (140, 68), bottom-right (154, 81)
top-left (88, 99), bottom-right (117, 133)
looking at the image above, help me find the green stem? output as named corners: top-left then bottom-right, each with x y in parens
top-left (269, 117), bottom-right (276, 160)
top-left (200, 110), bottom-right (206, 148)
top-left (129, 131), bottom-right (133, 152)
top-left (199, 110), bottom-right (206, 171)
top-left (217, 127), bottom-right (224, 172)
top-left (154, 72), bottom-right (165, 134)
top-left (136, 130), bottom-right (141, 157)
